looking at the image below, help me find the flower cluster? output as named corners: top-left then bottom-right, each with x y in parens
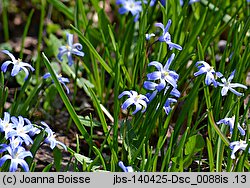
top-left (194, 62), bottom-right (247, 96)
top-left (0, 32), bottom-right (83, 172)
top-left (216, 116), bottom-right (249, 159)
top-left (0, 112), bottom-right (66, 172)
top-left (119, 18), bottom-right (181, 115)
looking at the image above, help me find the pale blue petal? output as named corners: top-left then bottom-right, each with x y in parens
top-left (228, 88), bottom-right (243, 96)
top-left (1, 50), bottom-right (16, 62)
top-left (164, 53), bottom-right (175, 70)
top-left (147, 72), bottom-right (161, 80)
top-left (121, 98), bottom-right (134, 110)
top-left (144, 81), bottom-right (158, 90)
top-left (11, 65), bottom-right (21, 76)
top-left (132, 104), bottom-right (142, 114)
top-left (118, 91), bottom-right (132, 99)
top-left (148, 61), bottom-right (163, 71)
top-left (221, 86), bottom-right (229, 96)
top-left (1, 60), bottom-right (13, 72)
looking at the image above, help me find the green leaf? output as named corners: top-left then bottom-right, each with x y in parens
top-left (47, 0), bottom-right (74, 20)
top-left (53, 147), bottom-right (62, 172)
top-left (185, 134), bottom-right (205, 155)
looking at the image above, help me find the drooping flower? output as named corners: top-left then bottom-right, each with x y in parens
top-left (116, 0), bottom-right (142, 22)
top-left (229, 140), bottom-right (249, 159)
top-left (217, 70), bottom-right (247, 96)
top-left (216, 116), bottom-right (245, 136)
top-left (118, 161), bottom-right (134, 172)
top-left (43, 72), bottom-right (70, 94)
top-left (155, 20), bottom-right (182, 50)
top-left (147, 53), bottom-right (179, 90)
top-left (8, 116), bottom-right (34, 146)
top-left (57, 33), bottom-right (84, 66)
top-left (0, 144), bottom-right (32, 172)
top-left (163, 98), bottom-right (177, 115)
top-left (194, 61), bottom-right (222, 86)
top-left (118, 90), bottom-right (149, 115)
top-left (1, 50), bottom-right (35, 79)
top-left (41, 121), bottom-right (67, 151)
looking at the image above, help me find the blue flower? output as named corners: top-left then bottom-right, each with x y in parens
top-left (194, 61), bottom-right (222, 86)
top-left (117, 0), bottom-right (142, 22)
top-left (0, 144), bottom-right (32, 172)
top-left (216, 116), bottom-right (245, 136)
top-left (118, 90), bottom-right (149, 115)
top-left (147, 53), bottom-right (179, 90)
top-left (217, 70), bottom-right (247, 96)
top-left (1, 50), bottom-right (35, 79)
top-left (8, 116), bottom-right (34, 146)
top-left (155, 20), bottom-right (182, 50)
top-left (57, 33), bottom-right (84, 66)
top-left (41, 121), bottom-right (67, 151)
top-left (229, 140), bottom-right (249, 159)
top-left (144, 81), bottom-right (180, 101)
top-left (0, 112), bottom-right (15, 139)
top-left (163, 98), bottom-right (177, 115)
top-left (118, 161), bottom-right (134, 172)
top-left (43, 72), bottom-right (70, 94)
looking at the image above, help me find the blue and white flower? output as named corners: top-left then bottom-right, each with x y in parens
top-left (8, 116), bottom-right (34, 146)
top-left (41, 121), bottom-right (67, 150)
top-left (118, 90), bottom-right (149, 115)
top-left (163, 98), bottom-right (177, 115)
top-left (155, 20), bottom-right (182, 50)
top-left (217, 70), bottom-right (247, 96)
top-left (229, 140), bottom-right (249, 159)
top-left (0, 112), bottom-right (15, 139)
top-left (118, 161), bottom-right (134, 172)
top-left (147, 53), bottom-right (179, 90)
top-left (194, 61), bottom-right (222, 86)
top-left (116, 0), bottom-right (142, 22)
top-left (0, 144), bottom-right (32, 172)
top-left (1, 50), bottom-right (35, 79)
top-left (43, 72), bottom-right (70, 94)
top-left (57, 33), bottom-right (84, 66)
top-left (216, 116), bottom-right (245, 136)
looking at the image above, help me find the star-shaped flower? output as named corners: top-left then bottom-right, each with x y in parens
top-left (43, 72), bottom-right (70, 94)
top-left (1, 50), bottom-right (35, 79)
top-left (116, 0), bottom-right (142, 22)
top-left (217, 70), bottom-right (247, 96)
top-left (229, 140), bottom-right (249, 159)
top-left (194, 61), bottom-right (222, 86)
top-left (147, 53), bottom-right (179, 90)
top-left (118, 90), bottom-right (149, 115)
top-left (216, 116), bottom-right (245, 136)
top-left (57, 33), bottom-right (84, 66)
top-left (155, 20), bottom-right (182, 50)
